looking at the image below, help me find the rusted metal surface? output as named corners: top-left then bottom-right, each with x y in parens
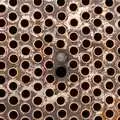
top-left (0, 0), bottom-right (120, 120)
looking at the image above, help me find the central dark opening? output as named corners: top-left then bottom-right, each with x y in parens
top-left (55, 66), bottom-right (67, 78)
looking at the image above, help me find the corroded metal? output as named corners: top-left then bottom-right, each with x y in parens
top-left (0, 0), bottom-right (120, 120)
